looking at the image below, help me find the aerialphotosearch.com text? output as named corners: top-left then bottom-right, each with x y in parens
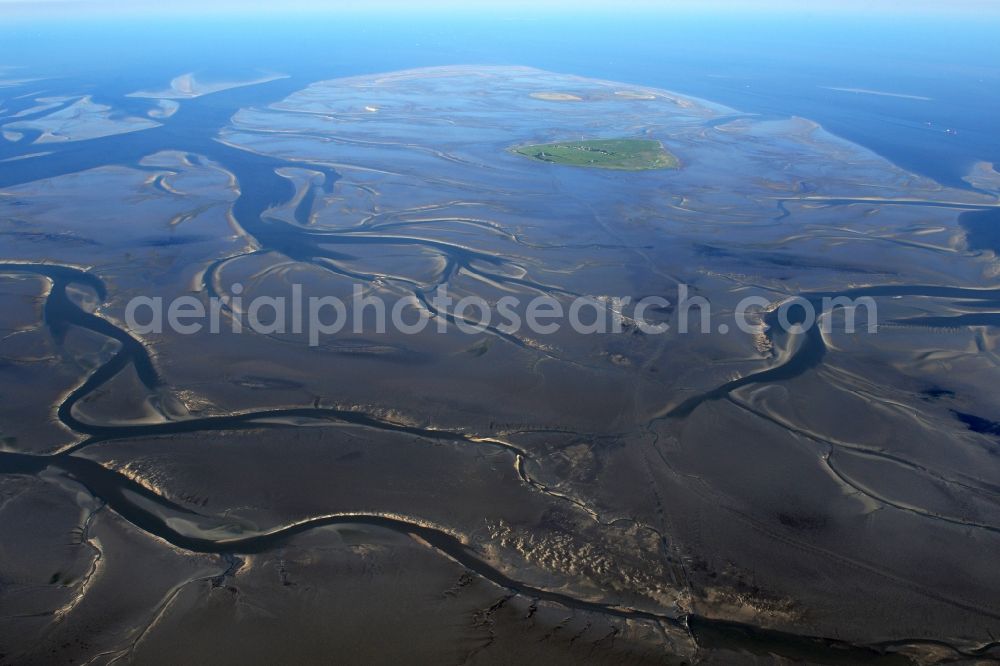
top-left (124, 283), bottom-right (878, 346)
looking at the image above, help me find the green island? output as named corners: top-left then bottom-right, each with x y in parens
top-left (510, 138), bottom-right (679, 171)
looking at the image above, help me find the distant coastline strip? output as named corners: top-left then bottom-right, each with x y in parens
top-left (820, 86), bottom-right (932, 101)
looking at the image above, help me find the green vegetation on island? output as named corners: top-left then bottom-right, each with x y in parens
top-left (510, 138), bottom-right (679, 171)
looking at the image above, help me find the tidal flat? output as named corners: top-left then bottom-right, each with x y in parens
top-left (2, 65), bottom-right (1000, 664)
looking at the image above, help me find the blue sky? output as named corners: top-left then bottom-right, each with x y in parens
top-left (1, 0), bottom-right (998, 17)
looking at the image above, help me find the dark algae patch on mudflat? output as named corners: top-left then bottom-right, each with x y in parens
top-left (511, 138), bottom-right (679, 170)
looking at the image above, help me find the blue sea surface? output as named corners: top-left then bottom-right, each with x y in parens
top-left (1, 11), bottom-right (998, 188)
